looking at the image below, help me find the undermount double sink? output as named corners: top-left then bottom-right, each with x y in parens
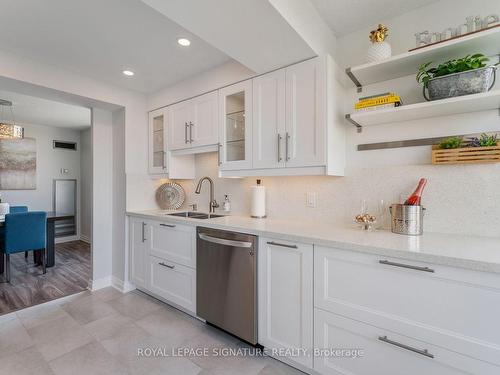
top-left (166, 211), bottom-right (225, 220)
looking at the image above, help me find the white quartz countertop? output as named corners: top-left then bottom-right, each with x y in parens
top-left (127, 210), bottom-right (500, 274)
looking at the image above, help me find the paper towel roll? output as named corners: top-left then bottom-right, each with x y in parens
top-left (251, 183), bottom-right (266, 218)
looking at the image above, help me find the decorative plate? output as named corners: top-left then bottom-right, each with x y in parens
top-left (156, 182), bottom-right (185, 210)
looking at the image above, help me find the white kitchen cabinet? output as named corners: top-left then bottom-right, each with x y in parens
top-left (218, 80), bottom-right (253, 170)
top-left (252, 69), bottom-right (286, 169)
top-left (258, 237), bottom-right (313, 369)
top-left (148, 108), bottom-right (167, 174)
top-left (314, 308), bottom-right (498, 375)
top-left (148, 221), bottom-right (196, 268)
top-left (148, 255), bottom-right (196, 313)
top-left (314, 246), bottom-right (500, 366)
top-left (285, 58), bottom-right (326, 168)
top-left (129, 217), bottom-right (147, 288)
top-left (168, 91), bottom-right (218, 151)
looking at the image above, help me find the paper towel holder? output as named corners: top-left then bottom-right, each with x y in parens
top-left (251, 179), bottom-right (267, 219)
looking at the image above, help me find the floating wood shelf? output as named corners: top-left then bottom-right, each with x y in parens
top-left (345, 27), bottom-right (500, 91)
top-left (346, 90), bottom-right (500, 130)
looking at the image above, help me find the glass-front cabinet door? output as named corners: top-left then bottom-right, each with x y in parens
top-left (148, 108), bottom-right (168, 174)
top-left (218, 80), bottom-right (253, 170)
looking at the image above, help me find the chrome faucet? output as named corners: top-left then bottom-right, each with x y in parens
top-left (195, 176), bottom-right (219, 213)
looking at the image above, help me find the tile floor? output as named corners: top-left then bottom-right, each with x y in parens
top-left (0, 288), bottom-right (305, 375)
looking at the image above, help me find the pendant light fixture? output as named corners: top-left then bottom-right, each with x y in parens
top-left (0, 99), bottom-right (23, 139)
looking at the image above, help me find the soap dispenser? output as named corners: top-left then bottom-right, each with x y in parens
top-left (222, 194), bottom-right (231, 212)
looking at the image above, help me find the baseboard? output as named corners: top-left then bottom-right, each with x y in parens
top-left (111, 276), bottom-right (136, 293)
top-left (89, 276), bottom-right (112, 291)
top-left (80, 235), bottom-right (91, 244)
top-left (55, 235), bottom-right (80, 244)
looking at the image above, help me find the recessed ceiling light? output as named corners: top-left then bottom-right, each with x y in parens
top-left (122, 70), bottom-right (134, 76)
top-left (177, 38), bottom-right (191, 47)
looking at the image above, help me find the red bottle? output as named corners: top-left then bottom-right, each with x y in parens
top-left (404, 178), bottom-right (427, 206)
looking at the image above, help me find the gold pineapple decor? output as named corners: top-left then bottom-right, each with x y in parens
top-left (367, 24), bottom-right (392, 62)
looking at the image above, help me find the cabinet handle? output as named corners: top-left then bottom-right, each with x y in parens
top-left (185, 122), bottom-right (189, 144)
top-left (141, 222), bottom-right (146, 242)
top-left (159, 262), bottom-right (175, 269)
top-left (162, 151), bottom-right (166, 169)
top-left (217, 143), bottom-right (222, 166)
top-left (189, 122), bottom-right (193, 143)
top-left (378, 336), bottom-right (434, 359)
top-left (160, 223), bottom-right (176, 228)
top-left (379, 260), bottom-right (434, 273)
top-left (277, 134), bottom-right (282, 162)
top-left (267, 241), bottom-right (297, 249)
top-left (285, 132), bottom-right (291, 161)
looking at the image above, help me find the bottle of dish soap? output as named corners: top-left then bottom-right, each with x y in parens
top-left (222, 194), bottom-right (231, 212)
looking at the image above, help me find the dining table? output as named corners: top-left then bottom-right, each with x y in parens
top-left (0, 211), bottom-right (74, 274)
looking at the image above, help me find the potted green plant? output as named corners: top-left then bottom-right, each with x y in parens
top-left (416, 54), bottom-right (497, 101)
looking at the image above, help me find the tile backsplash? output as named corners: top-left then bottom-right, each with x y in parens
top-left (167, 153), bottom-right (500, 238)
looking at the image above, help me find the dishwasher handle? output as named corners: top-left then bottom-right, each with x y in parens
top-left (198, 233), bottom-right (253, 248)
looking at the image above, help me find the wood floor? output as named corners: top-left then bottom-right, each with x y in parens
top-left (0, 241), bottom-right (90, 315)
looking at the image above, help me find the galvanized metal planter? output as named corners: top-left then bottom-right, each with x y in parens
top-left (424, 66), bottom-right (496, 101)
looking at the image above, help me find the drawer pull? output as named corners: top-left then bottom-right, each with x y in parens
top-left (267, 241), bottom-right (298, 249)
top-left (378, 336), bottom-right (434, 359)
top-left (160, 223), bottom-right (176, 228)
top-left (159, 262), bottom-right (175, 269)
top-left (379, 260), bottom-right (434, 273)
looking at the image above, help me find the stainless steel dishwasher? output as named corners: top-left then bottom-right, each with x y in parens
top-left (197, 227), bottom-right (258, 344)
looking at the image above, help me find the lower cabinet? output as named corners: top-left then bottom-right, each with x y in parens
top-left (314, 308), bottom-right (497, 375)
top-left (129, 217), bottom-right (147, 288)
top-left (128, 216), bottom-right (197, 315)
top-left (147, 255), bottom-right (196, 313)
top-left (258, 237), bottom-right (313, 369)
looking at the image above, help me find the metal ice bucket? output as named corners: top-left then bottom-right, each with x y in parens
top-left (389, 204), bottom-right (424, 236)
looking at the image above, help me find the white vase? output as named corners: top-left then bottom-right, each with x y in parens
top-left (366, 41), bottom-right (392, 63)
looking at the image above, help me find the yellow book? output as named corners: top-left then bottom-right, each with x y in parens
top-left (355, 96), bottom-right (401, 109)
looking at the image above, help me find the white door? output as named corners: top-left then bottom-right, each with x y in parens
top-left (285, 58), bottom-right (326, 168)
top-left (191, 91), bottom-right (218, 148)
top-left (148, 108), bottom-right (168, 174)
top-left (168, 100), bottom-right (191, 150)
top-left (258, 237), bottom-right (313, 368)
top-left (218, 80), bottom-right (253, 170)
top-left (129, 217), bottom-right (147, 288)
top-left (252, 70), bottom-right (286, 169)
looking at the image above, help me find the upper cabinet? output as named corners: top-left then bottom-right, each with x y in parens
top-left (168, 91), bottom-right (218, 152)
top-left (151, 55), bottom-right (345, 178)
top-left (285, 58), bottom-right (326, 168)
top-left (148, 108), bottom-right (168, 174)
top-left (252, 69), bottom-right (286, 170)
top-left (251, 58), bottom-right (327, 172)
top-left (218, 81), bottom-right (253, 171)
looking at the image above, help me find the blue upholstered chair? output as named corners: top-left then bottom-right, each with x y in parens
top-left (1, 211), bottom-right (47, 282)
top-left (2, 206), bottom-right (29, 258)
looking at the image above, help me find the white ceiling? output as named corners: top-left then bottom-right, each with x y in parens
top-left (310, 0), bottom-right (440, 36)
top-left (0, 0), bottom-right (230, 93)
top-left (0, 90), bottom-right (91, 130)
top-left (141, 0), bottom-right (316, 73)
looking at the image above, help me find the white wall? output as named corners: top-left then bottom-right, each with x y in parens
top-left (80, 128), bottom-right (92, 242)
top-left (0, 123), bottom-right (83, 233)
top-left (145, 0), bottom-right (500, 238)
top-left (91, 108), bottom-right (113, 286)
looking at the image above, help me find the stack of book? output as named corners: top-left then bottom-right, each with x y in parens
top-left (355, 92), bottom-right (402, 111)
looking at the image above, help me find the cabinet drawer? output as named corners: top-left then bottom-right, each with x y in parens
top-left (314, 246), bottom-right (500, 365)
top-left (314, 308), bottom-right (499, 375)
top-left (148, 221), bottom-right (195, 267)
top-left (147, 255), bottom-right (196, 313)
